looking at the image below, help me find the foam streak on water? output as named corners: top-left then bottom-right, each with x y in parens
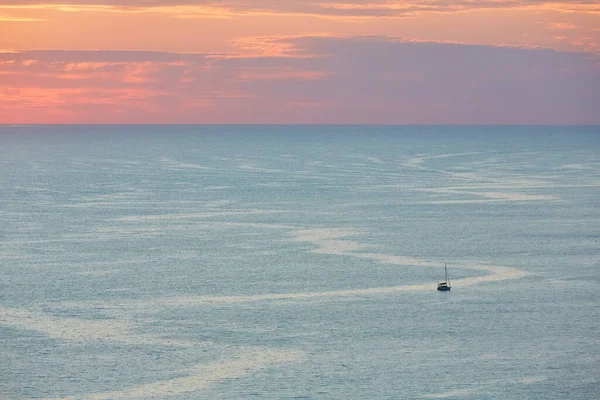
top-left (44, 348), bottom-right (306, 400)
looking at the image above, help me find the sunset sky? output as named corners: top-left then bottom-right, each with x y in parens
top-left (1, 1), bottom-right (599, 124)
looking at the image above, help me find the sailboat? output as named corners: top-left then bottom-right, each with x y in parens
top-left (437, 263), bottom-right (451, 291)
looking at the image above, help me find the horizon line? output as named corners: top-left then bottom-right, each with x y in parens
top-left (2, 124), bottom-right (600, 127)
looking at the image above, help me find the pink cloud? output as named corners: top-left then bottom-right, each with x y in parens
top-left (549, 22), bottom-right (578, 30)
top-left (1, 1), bottom-right (600, 17)
top-left (236, 67), bottom-right (331, 82)
top-left (0, 36), bottom-right (598, 124)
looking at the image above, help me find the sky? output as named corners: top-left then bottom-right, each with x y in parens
top-left (1, 1), bottom-right (599, 124)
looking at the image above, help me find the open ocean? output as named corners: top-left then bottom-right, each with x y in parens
top-left (1, 125), bottom-right (599, 399)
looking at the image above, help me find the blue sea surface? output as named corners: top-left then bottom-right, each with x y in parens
top-left (0, 125), bottom-right (598, 399)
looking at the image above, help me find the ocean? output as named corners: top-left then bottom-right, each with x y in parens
top-left (0, 125), bottom-right (598, 399)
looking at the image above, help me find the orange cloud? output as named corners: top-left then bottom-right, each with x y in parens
top-left (2, 1), bottom-right (600, 18)
top-left (549, 22), bottom-right (578, 29)
top-left (0, 14), bottom-right (44, 21)
top-left (1, 1), bottom-right (598, 59)
top-left (63, 61), bottom-right (118, 71)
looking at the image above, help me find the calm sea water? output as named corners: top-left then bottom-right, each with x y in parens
top-left (0, 125), bottom-right (598, 399)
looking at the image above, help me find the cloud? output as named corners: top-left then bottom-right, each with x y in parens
top-left (549, 22), bottom-right (578, 30)
top-left (1, 1), bottom-right (600, 17)
top-left (235, 67), bottom-right (332, 82)
top-left (0, 49), bottom-right (207, 63)
top-left (0, 13), bottom-right (44, 21)
top-left (1, 36), bottom-right (598, 123)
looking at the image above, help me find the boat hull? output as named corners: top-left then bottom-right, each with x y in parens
top-left (437, 283), bottom-right (451, 291)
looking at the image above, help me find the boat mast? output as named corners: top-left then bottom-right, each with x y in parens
top-left (445, 263), bottom-right (448, 283)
